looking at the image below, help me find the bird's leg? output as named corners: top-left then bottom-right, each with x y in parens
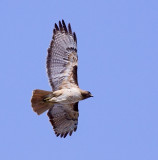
top-left (43, 93), bottom-right (53, 102)
top-left (43, 90), bottom-right (63, 102)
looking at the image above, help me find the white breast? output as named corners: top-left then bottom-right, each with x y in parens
top-left (56, 88), bottom-right (82, 104)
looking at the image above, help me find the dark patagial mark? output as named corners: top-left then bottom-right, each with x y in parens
top-left (73, 102), bottom-right (78, 112)
top-left (72, 65), bottom-right (78, 85)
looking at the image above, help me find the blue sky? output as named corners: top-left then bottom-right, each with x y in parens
top-left (1, 0), bottom-right (158, 160)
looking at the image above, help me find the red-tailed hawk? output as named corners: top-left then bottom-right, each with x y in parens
top-left (31, 20), bottom-right (93, 138)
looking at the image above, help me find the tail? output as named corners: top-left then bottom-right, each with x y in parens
top-left (31, 89), bottom-right (53, 115)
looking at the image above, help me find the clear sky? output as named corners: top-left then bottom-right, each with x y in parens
top-left (1, 0), bottom-right (158, 160)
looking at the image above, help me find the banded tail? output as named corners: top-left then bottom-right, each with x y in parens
top-left (31, 89), bottom-right (53, 115)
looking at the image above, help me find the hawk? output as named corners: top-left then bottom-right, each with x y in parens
top-left (31, 20), bottom-right (93, 138)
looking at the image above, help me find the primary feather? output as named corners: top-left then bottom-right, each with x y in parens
top-left (47, 20), bottom-right (78, 91)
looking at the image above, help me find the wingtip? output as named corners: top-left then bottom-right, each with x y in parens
top-left (53, 28), bottom-right (56, 35)
top-left (62, 19), bottom-right (65, 24)
top-left (55, 23), bottom-right (59, 31)
top-left (73, 32), bottom-right (77, 43)
top-left (68, 23), bottom-right (72, 34)
top-left (62, 19), bottom-right (68, 33)
top-left (69, 131), bottom-right (73, 136)
top-left (64, 132), bottom-right (68, 138)
top-left (59, 21), bottom-right (62, 31)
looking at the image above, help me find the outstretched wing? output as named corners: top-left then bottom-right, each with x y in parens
top-left (47, 102), bottom-right (79, 138)
top-left (47, 20), bottom-right (78, 91)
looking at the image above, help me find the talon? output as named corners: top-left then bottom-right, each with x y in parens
top-left (43, 97), bottom-right (51, 102)
top-left (43, 94), bottom-right (52, 102)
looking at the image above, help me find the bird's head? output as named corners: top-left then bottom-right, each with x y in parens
top-left (81, 90), bottom-right (93, 100)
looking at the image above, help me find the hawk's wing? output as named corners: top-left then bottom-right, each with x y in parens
top-left (47, 102), bottom-right (79, 138)
top-left (47, 20), bottom-right (78, 91)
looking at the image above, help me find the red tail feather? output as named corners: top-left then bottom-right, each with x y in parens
top-left (31, 89), bottom-right (53, 115)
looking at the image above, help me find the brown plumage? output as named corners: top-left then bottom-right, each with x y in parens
top-left (31, 20), bottom-right (93, 138)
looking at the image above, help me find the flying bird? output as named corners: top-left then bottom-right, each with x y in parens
top-left (31, 20), bottom-right (93, 138)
